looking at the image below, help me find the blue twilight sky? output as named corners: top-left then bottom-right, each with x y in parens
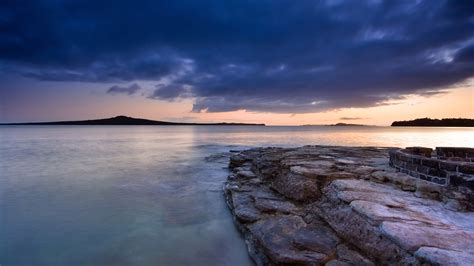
top-left (0, 0), bottom-right (473, 124)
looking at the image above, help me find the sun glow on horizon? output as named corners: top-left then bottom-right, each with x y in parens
top-left (2, 80), bottom-right (472, 126)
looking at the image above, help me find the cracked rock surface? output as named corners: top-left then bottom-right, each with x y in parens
top-left (224, 146), bottom-right (474, 265)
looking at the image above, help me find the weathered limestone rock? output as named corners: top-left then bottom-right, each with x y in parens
top-left (414, 179), bottom-right (443, 200)
top-left (248, 216), bottom-right (333, 265)
top-left (415, 247), bottom-right (474, 265)
top-left (371, 170), bottom-right (417, 191)
top-left (254, 197), bottom-right (296, 214)
top-left (381, 221), bottom-right (474, 252)
top-left (334, 244), bottom-right (374, 266)
top-left (231, 192), bottom-right (261, 223)
top-left (224, 146), bottom-right (474, 265)
top-left (271, 172), bottom-right (320, 201)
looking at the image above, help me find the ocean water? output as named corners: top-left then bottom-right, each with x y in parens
top-left (1, 125), bottom-right (473, 265)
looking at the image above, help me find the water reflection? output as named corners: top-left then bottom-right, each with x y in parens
top-left (0, 125), bottom-right (473, 265)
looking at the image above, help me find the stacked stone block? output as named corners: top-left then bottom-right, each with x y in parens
top-left (389, 147), bottom-right (474, 190)
top-left (436, 147), bottom-right (474, 162)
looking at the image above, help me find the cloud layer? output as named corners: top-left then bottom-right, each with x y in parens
top-left (107, 83), bottom-right (142, 95)
top-left (1, 0), bottom-right (473, 113)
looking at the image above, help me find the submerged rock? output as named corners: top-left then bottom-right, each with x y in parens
top-left (224, 146), bottom-right (474, 265)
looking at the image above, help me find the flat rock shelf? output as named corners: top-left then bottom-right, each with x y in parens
top-left (224, 146), bottom-right (474, 266)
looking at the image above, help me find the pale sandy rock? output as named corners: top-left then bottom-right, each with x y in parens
top-left (335, 190), bottom-right (405, 207)
top-left (290, 165), bottom-right (331, 178)
top-left (350, 200), bottom-right (446, 226)
top-left (350, 200), bottom-right (419, 223)
top-left (414, 247), bottom-right (474, 265)
top-left (336, 159), bottom-right (356, 164)
top-left (318, 194), bottom-right (414, 263)
top-left (380, 221), bottom-right (474, 253)
top-left (329, 179), bottom-right (401, 194)
top-left (371, 170), bottom-right (417, 191)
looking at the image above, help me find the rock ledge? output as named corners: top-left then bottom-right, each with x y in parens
top-left (224, 146), bottom-right (474, 265)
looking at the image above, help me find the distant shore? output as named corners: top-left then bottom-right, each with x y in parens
top-left (301, 123), bottom-right (370, 127)
top-left (391, 118), bottom-right (474, 127)
top-left (0, 115), bottom-right (265, 126)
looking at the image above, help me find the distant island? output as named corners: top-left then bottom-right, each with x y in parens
top-left (328, 123), bottom-right (367, 127)
top-left (301, 123), bottom-right (368, 127)
top-left (391, 118), bottom-right (474, 127)
top-left (1, 115), bottom-right (265, 126)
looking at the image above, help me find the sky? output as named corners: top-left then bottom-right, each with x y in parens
top-left (0, 0), bottom-right (473, 125)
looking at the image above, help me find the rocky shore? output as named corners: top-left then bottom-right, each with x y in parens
top-left (224, 146), bottom-right (474, 265)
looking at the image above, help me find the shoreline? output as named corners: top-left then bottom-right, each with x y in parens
top-left (224, 145), bottom-right (474, 265)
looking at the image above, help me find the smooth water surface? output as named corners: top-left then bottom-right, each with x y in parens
top-left (1, 125), bottom-right (473, 265)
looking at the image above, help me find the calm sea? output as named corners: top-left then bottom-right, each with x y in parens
top-left (1, 125), bottom-right (473, 265)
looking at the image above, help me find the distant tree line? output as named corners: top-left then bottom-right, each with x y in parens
top-left (391, 118), bottom-right (474, 127)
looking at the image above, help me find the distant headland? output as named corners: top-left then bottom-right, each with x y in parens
top-left (1, 115), bottom-right (265, 126)
top-left (328, 123), bottom-right (367, 127)
top-left (300, 123), bottom-right (369, 127)
top-left (391, 118), bottom-right (474, 127)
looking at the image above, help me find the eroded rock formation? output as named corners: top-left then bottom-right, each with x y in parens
top-left (224, 146), bottom-right (474, 265)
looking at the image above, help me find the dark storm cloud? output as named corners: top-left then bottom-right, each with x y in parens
top-left (455, 44), bottom-right (474, 63)
top-left (12, 53), bottom-right (181, 82)
top-left (150, 84), bottom-right (191, 100)
top-left (1, 0), bottom-right (473, 113)
top-left (107, 83), bottom-right (142, 95)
